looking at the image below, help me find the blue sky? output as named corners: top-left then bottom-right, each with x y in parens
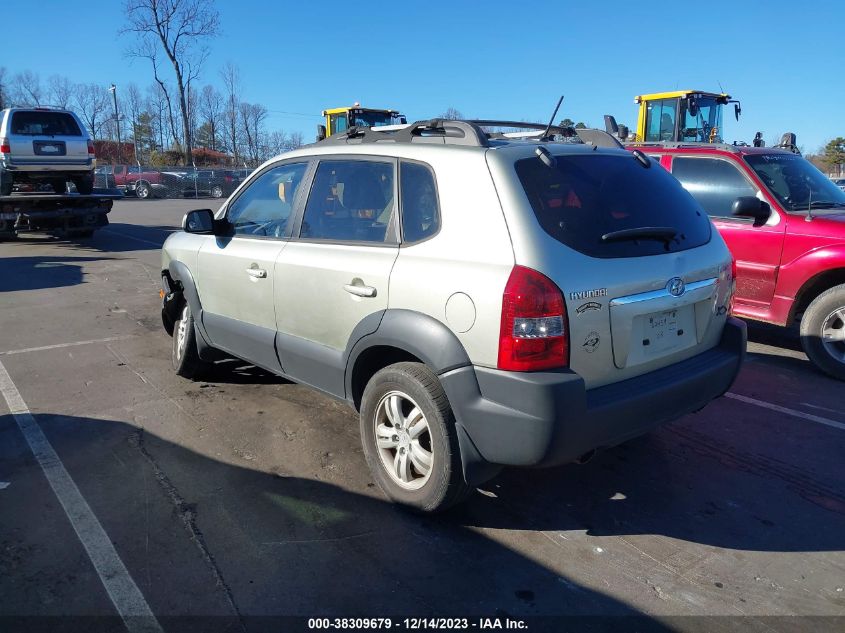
top-left (4, 0), bottom-right (844, 152)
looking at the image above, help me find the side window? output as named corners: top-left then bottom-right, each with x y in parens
top-left (330, 113), bottom-right (348, 134)
top-left (300, 160), bottom-right (395, 243)
top-left (400, 161), bottom-right (440, 243)
top-left (672, 157), bottom-right (757, 218)
top-left (226, 162), bottom-right (308, 237)
top-left (645, 99), bottom-right (676, 142)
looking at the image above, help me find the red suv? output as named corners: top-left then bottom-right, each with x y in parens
top-left (630, 143), bottom-right (845, 380)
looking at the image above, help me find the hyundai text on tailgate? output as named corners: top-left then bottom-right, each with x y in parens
top-left (160, 119), bottom-right (746, 512)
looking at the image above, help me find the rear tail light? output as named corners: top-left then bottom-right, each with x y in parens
top-left (87, 141), bottom-right (95, 157)
top-left (0, 138), bottom-right (10, 154)
top-left (498, 266), bottom-right (569, 371)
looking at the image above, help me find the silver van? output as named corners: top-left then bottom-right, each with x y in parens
top-left (0, 107), bottom-right (95, 195)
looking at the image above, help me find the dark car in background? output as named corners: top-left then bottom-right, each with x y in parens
top-left (181, 169), bottom-right (245, 198)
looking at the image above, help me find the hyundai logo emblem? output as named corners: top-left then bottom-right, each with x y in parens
top-left (667, 277), bottom-right (686, 297)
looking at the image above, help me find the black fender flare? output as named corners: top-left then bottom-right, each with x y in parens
top-left (344, 309), bottom-right (472, 395)
top-left (343, 309), bottom-right (500, 486)
top-left (167, 260), bottom-right (214, 356)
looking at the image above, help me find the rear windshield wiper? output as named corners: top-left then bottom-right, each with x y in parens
top-left (601, 226), bottom-right (679, 243)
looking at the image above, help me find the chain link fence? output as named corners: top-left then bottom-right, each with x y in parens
top-left (94, 165), bottom-right (256, 199)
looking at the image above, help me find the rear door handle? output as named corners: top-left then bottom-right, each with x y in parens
top-left (343, 283), bottom-right (377, 298)
top-left (246, 268), bottom-right (267, 279)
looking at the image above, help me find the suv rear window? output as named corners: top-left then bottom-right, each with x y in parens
top-left (11, 111), bottom-right (82, 136)
top-left (515, 153), bottom-right (711, 258)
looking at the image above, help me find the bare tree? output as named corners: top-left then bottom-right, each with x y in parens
top-left (0, 67), bottom-right (8, 109)
top-left (238, 102), bottom-right (267, 164)
top-left (125, 83), bottom-right (145, 162)
top-left (73, 84), bottom-right (109, 140)
top-left (47, 76), bottom-right (74, 108)
top-left (439, 107), bottom-right (463, 120)
top-left (12, 70), bottom-right (43, 105)
top-left (286, 131), bottom-right (303, 151)
top-left (123, 0), bottom-right (220, 164)
top-left (198, 84), bottom-right (223, 151)
top-left (220, 62), bottom-right (240, 164)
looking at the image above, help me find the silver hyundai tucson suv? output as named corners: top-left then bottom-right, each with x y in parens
top-left (160, 119), bottom-right (746, 512)
top-left (0, 107), bottom-right (96, 195)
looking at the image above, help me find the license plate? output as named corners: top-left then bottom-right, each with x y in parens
top-left (642, 308), bottom-right (690, 355)
top-left (40, 145), bottom-right (59, 153)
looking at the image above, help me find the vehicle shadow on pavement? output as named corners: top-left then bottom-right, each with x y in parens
top-left (451, 429), bottom-right (845, 554)
top-left (0, 413), bottom-right (677, 632)
top-left (0, 255), bottom-right (114, 293)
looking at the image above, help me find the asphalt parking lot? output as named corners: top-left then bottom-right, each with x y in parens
top-left (1, 199), bottom-right (844, 632)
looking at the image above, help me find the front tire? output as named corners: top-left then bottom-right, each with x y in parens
top-left (360, 362), bottom-right (471, 512)
top-left (800, 284), bottom-right (845, 381)
top-left (171, 301), bottom-right (205, 379)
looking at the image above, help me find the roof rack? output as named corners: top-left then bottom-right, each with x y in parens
top-left (625, 140), bottom-right (743, 152)
top-left (319, 119), bottom-right (489, 146)
top-left (317, 118), bottom-right (623, 149)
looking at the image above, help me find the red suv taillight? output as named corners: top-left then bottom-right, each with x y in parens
top-left (87, 141), bottom-right (95, 157)
top-left (498, 266), bottom-right (569, 371)
top-left (0, 138), bottom-right (10, 154)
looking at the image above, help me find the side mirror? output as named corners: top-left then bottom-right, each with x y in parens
top-left (731, 197), bottom-right (771, 227)
top-left (316, 124), bottom-right (327, 142)
top-left (182, 209), bottom-right (216, 234)
top-left (734, 103), bottom-right (742, 120)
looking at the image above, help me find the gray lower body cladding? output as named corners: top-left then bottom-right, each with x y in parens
top-left (441, 317), bottom-right (746, 469)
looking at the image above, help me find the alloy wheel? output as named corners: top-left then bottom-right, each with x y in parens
top-left (373, 390), bottom-right (434, 490)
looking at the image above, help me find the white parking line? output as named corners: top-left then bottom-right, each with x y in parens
top-left (0, 335), bottom-right (136, 356)
top-left (100, 228), bottom-right (166, 247)
top-left (725, 392), bottom-right (845, 432)
top-left (0, 359), bottom-right (163, 633)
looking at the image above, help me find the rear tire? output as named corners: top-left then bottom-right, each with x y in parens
top-left (72, 174), bottom-right (94, 195)
top-left (135, 181), bottom-right (152, 199)
top-left (171, 301), bottom-right (206, 379)
top-left (800, 284), bottom-right (845, 381)
top-left (359, 362), bottom-right (472, 512)
top-left (0, 174), bottom-right (12, 196)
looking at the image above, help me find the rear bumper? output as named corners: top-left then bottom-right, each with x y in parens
top-left (442, 317), bottom-right (746, 470)
top-left (2, 158), bottom-right (94, 173)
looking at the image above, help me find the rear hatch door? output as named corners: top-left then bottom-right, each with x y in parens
top-left (513, 150), bottom-right (731, 388)
top-left (9, 110), bottom-right (88, 164)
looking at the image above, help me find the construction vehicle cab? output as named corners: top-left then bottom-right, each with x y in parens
top-left (634, 90), bottom-right (741, 144)
top-left (317, 104), bottom-right (406, 141)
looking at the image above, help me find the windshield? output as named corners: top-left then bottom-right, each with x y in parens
top-left (745, 153), bottom-right (845, 213)
top-left (350, 110), bottom-right (403, 128)
top-left (678, 96), bottom-right (724, 143)
top-left (515, 153), bottom-right (711, 258)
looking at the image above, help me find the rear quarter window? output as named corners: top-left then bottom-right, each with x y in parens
top-left (11, 111), bottom-right (82, 136)
top-left (515, 153), bottom-right (711, 258)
